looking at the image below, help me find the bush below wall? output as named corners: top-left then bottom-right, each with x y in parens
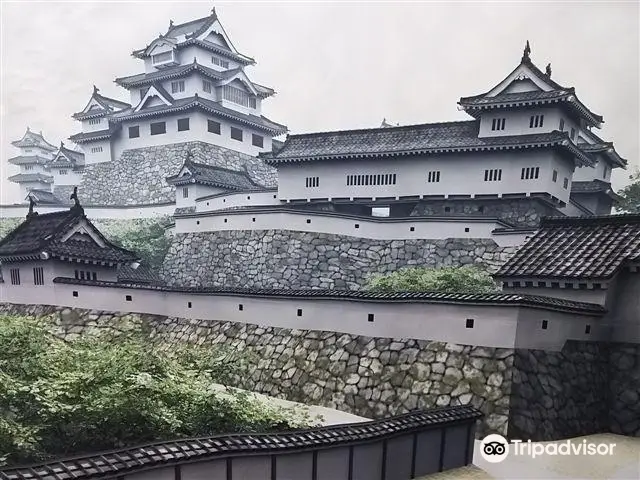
top-left (161, 230), bottom-right (516, 288)
top-left (0, 303), bottom-right (514, 439)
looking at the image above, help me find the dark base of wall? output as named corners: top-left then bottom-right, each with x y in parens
top-left (508, 341), bottom-right (640, 441)
top-left (410, 198), bottom-right (560, 228)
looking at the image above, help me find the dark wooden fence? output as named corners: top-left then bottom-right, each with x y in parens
top-left (0, 406), bottom-right (482, 480)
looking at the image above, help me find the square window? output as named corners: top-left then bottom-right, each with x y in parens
top-left (252, 134), bottom-right (264, 148)
top-left (354, 224), bottom-right (360, 229)
top-left (239, 304), bottom-right (244, 311)
top-left (177, 118), bottom-right (190, 131)
top-left (368, 314), bottom-right (374, 322)
top-left (128, 126), bottom-right (140, 138)
top-left (249, 97), bottom-right (257, 109)
top-left (464, 227), bottom-right (470, 232)
top-left (208, 120), bottom-right (221, 134)
top-left (306, 219), bottom-right (311, 224)
top-left (150, 122), bottom-right (166, 135)
top-left (125, 295), bottom-right (132, 301)
top-left (297, 308), bottom-right (303, 317)
top-left (410, 226), bottom-right (415, 232)
top-left (73, 291), bottom-right (78, 297)
top-left (542, 320), bottom-right (548, 330)
top-left (466, 318), bottom-right (474, 329)
top-left (230, 126), bottom-right (243, 141)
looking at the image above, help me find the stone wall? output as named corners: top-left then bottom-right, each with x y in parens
top-left (161, 230), bottom-right (516, 288)
top-left (411, 198), bottom-right (560, 228)
top-left (609, 344), bottom-right (640, 437)
top-left (70, 142), bottom-right (277, 206)
top-left (0, 303), bottom-right (513, 439)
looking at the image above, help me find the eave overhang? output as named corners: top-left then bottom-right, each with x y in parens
top-left (132, 38), bottom-right (254, 65)
top-left (8, 173), bottom-right (54, 184)
top-left (111, 97), bottom-right (287, 135)
top-left (8, 155), bottom-right (50, 166)
top-left (458, 90), bottom-right (603, 127)
top-left (580, 143), bottom-right (627, 168)
top-left (69, 127), bottom-right (119, 144)
top-left (266, 133), bottom-right (594, 167)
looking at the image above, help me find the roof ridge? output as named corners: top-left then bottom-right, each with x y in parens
top-left (287, 120), bottom-right (477, 139)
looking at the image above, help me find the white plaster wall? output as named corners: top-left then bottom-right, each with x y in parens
top-left (0, 281), bottom-right (611, 349)
top-left (176, 184), bottom-right (226, 208)
top-left (80, 139), bottom-right (112, 165)
top-left (180, 45), bottom-right (241, 73)
top-left (0, 203), bottom-right (175, 219)
top-left (276, 150), bottom-right (573, 204)
top-left (18, 146), bottom-right (54, 159)
top-left (516, 307), bottom-right (606, 350)
top-left (174, 211), bottom-right (526, 245)
top-left (478, 108), bottom-right (564, 138)
top-left (195, 190), bottom-right (279, 212)
top-left (81, 117), bottom-right (107, 133)
top-left (51, 168), bottom-right (82, 187)
top-left (20, 163), bottom-right (46, 174)
top-left (573, 158), bottom-right (610, 183)
top-left (112, 111), bottom-right (272, 159)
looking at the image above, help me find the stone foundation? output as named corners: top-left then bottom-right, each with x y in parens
top-left (161, 230), bottom-right (516, 288)
top-left (411, 198), bottom-right (560, 228)
top-left (0, 303), bottom-right (512, 438)
top-left (72, 142), bottom-right (277, 206)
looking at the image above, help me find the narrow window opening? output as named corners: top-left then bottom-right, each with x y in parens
top-left (238, 304), bottom-right (244, 311)
top-left (542, 320), bottom-right (548, 330)
top-left (368, 314), bottom-right (375, 322)
top-left (464, 227), bottom-right (470, 232)
top-left (125, 295), bottom-right (132, 301)
top-left (297, 308), bottom-right (303, 317)
top-left (188, 301), bottom-right (192, 308)
top-left (73, 291), bottom-right (78, 297)
top-left (585, 325), bottom-right (591, 334)
top-left (409, 226), bottom-right (415, 232)
top-left (466, 318), bottom-right (474, 329)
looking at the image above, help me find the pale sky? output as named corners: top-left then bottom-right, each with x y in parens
top-left (1, 0), bottom-right (638, 204)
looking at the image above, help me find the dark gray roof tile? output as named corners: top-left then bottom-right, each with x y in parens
top-left (167, 159), bottom-right (261, 190)
top-left (496, 214), bottom-right (640, 280)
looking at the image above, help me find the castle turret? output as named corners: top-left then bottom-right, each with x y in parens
top-left (8, 128), bottom-right (57, 200)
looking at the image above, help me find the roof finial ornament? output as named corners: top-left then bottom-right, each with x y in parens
top-left (545, 63), bottom-right (552, 77)
top-left (93, 85), bottom-right (99, 95)
top-left (27, 196), bottom-right (37, 219)
top-left (169, 19), bottom-right (174, 28)
top-left (211, 5), bottom-right (217, 16)
top-left (522, 40), bottom-right (531, 61)
top-left (70, 186), bottom-right (81, 209)
top-left (26, 126), bottom-right (30, 132)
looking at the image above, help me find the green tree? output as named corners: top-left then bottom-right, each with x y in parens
top-left (616, 170), bottom-right (640, 213)
top-left (365, 265), bottom-right (500, 294)
top-left (0, 316), bottom-right (315, 467)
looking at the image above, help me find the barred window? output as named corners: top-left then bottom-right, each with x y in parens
top-left (212, 56), bottom-right (230, 68)
top-left (484, 169), bottom-right (502, 182)
top-left (529, 114), bottom-right (544, 128)
top-left (88, 118), bottom-right (101, 126)
top-left (171, 80), bottom-right (185, 94)
top-left (521, 166), bottom-right (540, 180)
top-left (152, 51), bottom-right (173, 64)
top-left (33, 267), bottom-right (44, 286)
top-left (427, 171), bottom-right (441, 183)
top-left (346, 173), bottom-right (397, 186)
top-left (203, 80), bottom-right (212, 93)
top-left (305, 177), bottom-right (319, 188)
top-left (150, 122), bottom-right (166, 135)
top-left (491, 118), bottom-right (506, 131)
top-left (223, 85), bottom-right (256, 108)
top-left (9, 268), bottom-right (20, 285)
top-left (208, 120), bottom-right (221, 134)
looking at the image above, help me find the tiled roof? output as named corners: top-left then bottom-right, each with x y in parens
top-left (7, 155), bottom-right (51, 166)
top-left (495, 214), bottom-right (640, 280)
top-left (0, 406), bottom-right (481, 480)
top-left (26, 190), bottom-right (63, 205)
top-left (49, 146), bottom-right (84, 167)
top-left (0, 206), bottom-right (138, 264)
top-left (73, 90), bottom-right (130, 120)
top-left (166, 15), bottom-right (212, 38)
top-left (69, 127), bottom-right (119, 144)
top-left (118, 264), bottom-right (163, 284)
top-left (166, 159), bottom-right (261, 190)
top-left (110, 95), bottom-right (287, 134)
top-left (53, 277), bottom-right (606, 315)
top-left (115, 62), bottom-right (224, 87)
top-left (265, 122), bottom-right (592, 166)
top-left (11, 128), bottom-right (57, 151)
top-left (460, 90), bottom-right (571, 105)
top-left (8, 173), bottom-right (53, 184)
top-left (571, 180), bottom-right (614, 194)
top-left (580, 142), bottom-right (627, 167)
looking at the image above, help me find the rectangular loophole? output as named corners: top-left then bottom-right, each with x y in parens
top-left (238, 304), bottom-right (244, 311)
top-left (297, 308), bottom-right (303, 317)
top-left (252, 217), bottom-right (256, 222)
top-left (409, 226), bottom-right (415, 232)
top-left (306, 219), bottom-right (311, 224)
top-left (188, 302), bottom-right (192, 308)
top-left (368, 314), bottom-right (374, 322)
top-left (464, 227), bottom-right (470, 232)
top-left (585, 325), bottom-right (591, 334)
top-left (72, 291), bottom-right (78, 297)
top-left (125, 295), bottom-right (132, 302)
top-left (196, 220), bottom-right (200, 225)
top-left (224, 218), bottom-right (228, 223)
top-left (354, 224), bottom-right (360, 229)
top-left (542, 320), bottom-right (548, 330)
top-left (465, 318), bottom-right (474, 328)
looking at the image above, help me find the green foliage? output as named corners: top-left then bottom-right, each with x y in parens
top-left (365, 265), bottom-right (500, 294)
top-left (0, 316), bottom-right (315, 467)
top-left (616, 170), bottom-right (640, 213)
top-left (0, 219), bottom-right (21, 241)
top-left (94, 218), bottom-right (172, 270)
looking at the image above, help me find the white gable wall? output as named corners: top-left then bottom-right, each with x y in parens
top-left (79, 139), bottom-right (112, 165)
top-left (478, 108), bottom-right (564, 138)
top-left (81, 117), bottom-right (107, 133)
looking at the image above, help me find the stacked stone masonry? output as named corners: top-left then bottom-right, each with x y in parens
top-left (410, 198), bottom-right (560, 228)
top-left (1, 304), bottom-right (638, 440)
top-left (0, 303), bottom-right (512, 439)
top-left (161, 231), bottom-right (517, 288)
top-left (63, 142), bottom-right (277, 206)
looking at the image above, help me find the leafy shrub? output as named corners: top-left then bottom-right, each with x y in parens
top-left (365, 265), bottom-right (500, 294)
top-left (0, 316), bottom-right (315, 466)
top-left (93, 218), bottom-right (172, 270)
